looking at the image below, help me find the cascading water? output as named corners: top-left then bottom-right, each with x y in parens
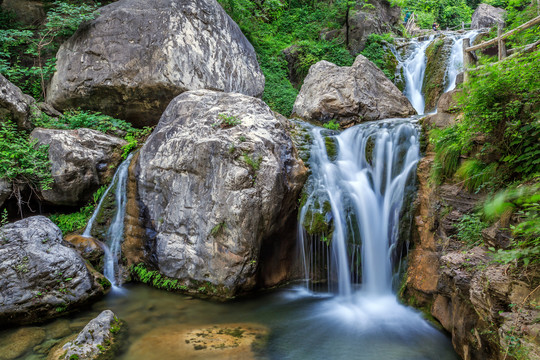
top-left (299, 119), bottom-right (420, 296)
top-left (445, 30), bottom-right (481, 92)
top-left (401, 36), bottom-right (434, 114)
top-left (83, 153), bottom-right (133, 288)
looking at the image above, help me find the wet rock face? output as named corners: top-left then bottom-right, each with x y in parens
top-left (30, 128), bottom-right (126, 207)
top-left (292, 55), bottom-right (416, 126)
top-left (0, 178), bottom-right (11, 209)
top-left (58, 310), bottom-right (123, 360)
top-left (46, 0), bottom-right (265, 126)
top-left (471, 4), bottom-right (506, 30)
top-left (0, 74), bottom-right (36, 131)
top-left (0, 216), bottom-right (106, 325)
top-left (133, 90), bottom-right (307, 297)
top-left (422, 36), bottom-right (454, 113)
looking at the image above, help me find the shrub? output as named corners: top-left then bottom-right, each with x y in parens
top-left (455, 213), bottom-right (489, 246)
top-left (0, 121), bottom-right (52, 215)
top-left (361, 33), bottom-right (397, 80)
top-left (323, 120), bottom-right (340, 130)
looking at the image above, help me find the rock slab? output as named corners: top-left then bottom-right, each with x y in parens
top-left (292, 55), bottom-right (416, 126)
top-left (46, 0), bottom-right (265, 126)
top-left (133, 90), bottom-right (306, 296)
top-left (31, 128), bottom-right (126, 206)
top-left (0, 216), bottom-right (105, 325)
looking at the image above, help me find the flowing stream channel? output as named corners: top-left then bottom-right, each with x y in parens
top-left (0, 31), bottom-right (480, 359)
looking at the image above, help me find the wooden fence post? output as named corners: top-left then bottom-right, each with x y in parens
top-left (463, 38), bottom-right (472, 83)
top-left (498, 23), bottom-right (507, 60)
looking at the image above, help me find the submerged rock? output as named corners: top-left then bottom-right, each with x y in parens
top-left (53, 310), bottom-right (124, 360)
top-left (471, 4), bottom-right (506, 30)
top-left (30, 128), bottom-right (126, 207)
top-left (292, 55), bottom-right (416, 127)
top-left (0, 327), bottom-right (46, 360)
top-left (0, 74), bottom-right (37, 131)
top-left (0, 216), bottom-right (107, 325)
top-left (131, 90), bottom-right (307, 297)
top-left (126, 323), bottom-right (268, 359)
top-left (46, 0), bottom-right (265, 126)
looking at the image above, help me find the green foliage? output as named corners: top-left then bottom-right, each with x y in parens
top-left (0, 121), bottom-right (52, 214)
top-left (215, 113), bottom-right (242, 128)
top-left (430, 51), bottom-right (540, 189)
top-left (360, 33), bottom-right (397, 80)
top-left (455, 213), bottom-right (489, 246)
top-left (243, 152), bottom-right (262, 172)
top-left (69, 355), bottom-right (79, 360)
top-left (1, 209), bottom-right (8, 228)
top-left (456, 159), bottom-right (499, 193)
top-left (322, 120), bottom-right (340, 130)
top-left (49, 204), bottom-right (94, 235)
top-left (210, 221), bottom-right (228, 236)
top-left (403, 0), bottom-right (472, 28)
top-left (0, 1), bottom-right (99, 100)
top-left (130, 263), bottom-right (189, 292)
top-left (34, 109), bottom-right (137, 135)
top-left (484, 183), bottom-right (540, 265)
top-left (218, 0), bottom-right (354, 116)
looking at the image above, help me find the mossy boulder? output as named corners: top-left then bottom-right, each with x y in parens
top-left (422, 36), bottom-right (453, 113)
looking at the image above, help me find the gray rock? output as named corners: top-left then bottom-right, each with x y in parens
top-left (0, 178), bottom-right (11, 209)
top-left (61, 310), bottom-right (123, 360)
top-left (347, 0), bottom-right (401, 53)
top-left (0, 74), bottom-right (36, 130)
top-left (0, 216), bottom-right (106, 325)
top-left (292, 55), bottom-right (416, 126)
top-left (30, 128), bottom-right (127, 206)
top-left (133, 90), bottom-right (307, 296)
top-left (46, 0), bottom-right (265, 127)
top-left (421, 89), bottom-right (462, 129)
top-left (471, 4), bottom-right (506, 29)
top-left (1, 0), bottom-right (45, 26)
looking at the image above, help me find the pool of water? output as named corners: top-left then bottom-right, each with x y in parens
top-left (0, 284), bottom-right (458, 360)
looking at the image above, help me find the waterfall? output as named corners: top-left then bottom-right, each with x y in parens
top-left (83, 153), bottom-right (133, 287)
top-left (401, 36), bottom-right (434, 115)
top-left (445, 30), bottom-right (481, 92)
top-left (299, 120), bottom-right (420, 296)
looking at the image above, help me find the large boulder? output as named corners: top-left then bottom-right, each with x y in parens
top-left (292, 55), bottom-right (416, 126)
top-left (347, 0), bottom-right (401, 54)
top-left (471, 4), bottom-right (506, 30)
top-left (0, 216), bottom-right (107, 325)
top-left (53, 310), bottom-right (124, 360)
top-left (1, 0), bottom-right (45, 26)
top-left (422, 36), bottom-right (454, 113)
top-left (131, 90), bottom-right (307, 297)
top-left (0, 74), bottom-right (36, 130)
top-left (46, 0), bottom-right (265, 127)
top-left (30, 128), bottom-right (126, 206)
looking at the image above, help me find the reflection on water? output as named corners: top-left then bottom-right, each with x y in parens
top-left (0, 284), bottom-right (458, 360)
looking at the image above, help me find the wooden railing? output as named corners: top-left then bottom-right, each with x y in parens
top-left (462, 15), bottom-right (540, 82)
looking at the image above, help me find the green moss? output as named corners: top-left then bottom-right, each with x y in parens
top-left (422, 36), bottom-right (452, 112)
top-left (303, 210), bottom-right (331, 235)
top-left (325, 137), bottom-right (338, 161)
top-left (98, 277), bottom-right (111, 290)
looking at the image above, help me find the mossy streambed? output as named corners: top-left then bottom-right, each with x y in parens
top-left (0, 284), bottom-right (458, 359)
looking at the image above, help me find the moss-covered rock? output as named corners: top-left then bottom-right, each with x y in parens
top-left (422, 36), bottom-right (453, 113)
